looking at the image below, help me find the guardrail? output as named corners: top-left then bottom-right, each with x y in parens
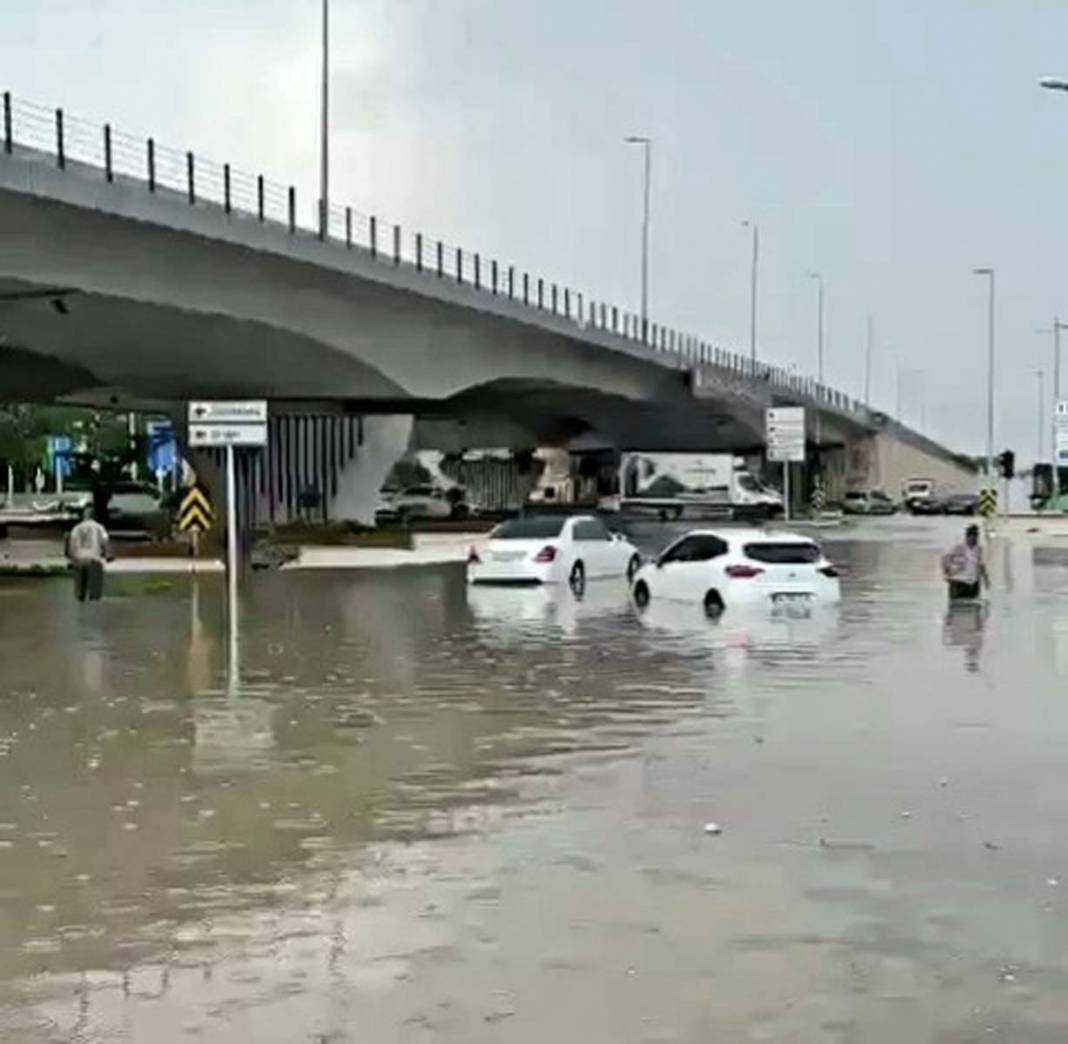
top-left (1, 90), bottom-right (871, 422)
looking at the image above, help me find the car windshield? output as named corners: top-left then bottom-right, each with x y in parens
top-left (744, 541), bottom-right (821, 564)
top-left (871, 491), bottom-right (891, 501)
top-left (845, 492), bottom-right (865, 500)
top-left (491, 517), bottom-right (565, 540)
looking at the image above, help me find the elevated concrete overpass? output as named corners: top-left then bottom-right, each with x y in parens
top-left (0, 93), bottom-right (974, 520)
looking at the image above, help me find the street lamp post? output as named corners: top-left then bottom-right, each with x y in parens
top-left (742, 221), bottom-right (759, 366)
top-left (865, 313), bottom-right (873, 405)
top-left (808, 272), bottom-right (824, 384)
top-left (972, 267), bottom-right (996, 487)
top-left (1037, 318), bottom-right (1067, 465)
top-left (1037, 369), bottom-right (1046, 463)
top-left (624, 136), bottom-right (652, 343)
top-left (319, 0), bottom-right (330, 239)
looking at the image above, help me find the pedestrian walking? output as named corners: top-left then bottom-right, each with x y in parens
top-left (941, 523), bottom-right (989, 601)
top-left (65, 508), bottom-right (110, 602)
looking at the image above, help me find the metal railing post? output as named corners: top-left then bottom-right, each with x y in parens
top-left (564, 288), bottom-right (570, 318)
top-left (256, 174), bottom-right (264, 219)
top-left (55, 108), bottom-right (64, 169)
top-left (288, 186), bottom-right (296, 232)
top-left (393, 224), bottom-right (400, 265)
top-left (345, 206), bottom-right (352, 248)
top-left (611, 306), bottom-right (618, 332)
top-left (456, 247), bottom-right (463, 283)
top-left (508, 266), bottom-right (515, 298)
top-left (523, 273), bottom-right (529, 305)
top-left (415, 232), bottom-right (423, 270)
top-left (2, 92), bottom-right (11, 154)
top-left (223, 163), bottom-right (231, 213)
top-left (147, 138), bottom-right (155, 191)
top-left (436, 240), bottom-right (443, 276)
top-left (551, 284), bottom-right (558, 314)
top-left (370, 216), bottom-right (377, 257)
top-left (474, 253), bottom-right (481, 290)
top-left (491, 259), bottom-right (498, 294)
top-left (103, 123), bottom-right (113, 182)
top-left (537, 278), bottom-right (544, 309)
top-left (186, 151), bottom-right (195, 204)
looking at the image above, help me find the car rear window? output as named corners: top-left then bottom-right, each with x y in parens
top-left (492, 517), bottom-right (565, 540)
top-left (744, 541), bottom-right (820, 564)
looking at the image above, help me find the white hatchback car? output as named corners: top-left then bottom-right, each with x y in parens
top-left (631, 528), bottom-right (840, 616)
top-left (467, 514), bottom-right (641, 591)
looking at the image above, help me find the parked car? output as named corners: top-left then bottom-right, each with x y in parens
top-left (842, 490), bottom-right (897, 515)
top-left (630, 528), bottom-right (841, 617)
top-left (942, 492), bottom-right (978, 516)
top-left (108, 481), bottom-right (170, 537)
top-left (903, 478), bottom-right (937, 513)
top-left (467, 514), bottom-right (641, 591)
top-left (376, 484), bottom-right (470, 522)
top-left (909, 496), bottom-right (946, 516)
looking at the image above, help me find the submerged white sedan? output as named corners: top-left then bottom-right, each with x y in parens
top-left (467, 514), bottom-right (642, 591)
top-left (630, 528), bottom-right (840, 616)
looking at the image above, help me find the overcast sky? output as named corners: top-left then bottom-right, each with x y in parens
top-left (4, 0), bottom-right (1068, 461)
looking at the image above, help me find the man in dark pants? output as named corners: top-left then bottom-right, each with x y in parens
top-left (941, 523), bottom-right (989, 600)
top-left (65, 508), bottom-right (110, 602)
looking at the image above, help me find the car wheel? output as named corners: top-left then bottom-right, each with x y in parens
top-left (569, 561), bottom-right (586, 596)
top-left (626, 554), bottom-right (641, 582)
top-left (703, 590), bottom-right (725, 619)
top-left (632, 579), bottom-right (650, 608)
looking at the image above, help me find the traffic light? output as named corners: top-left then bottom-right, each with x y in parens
top-left (997, 449), bottom-right (1015, 480)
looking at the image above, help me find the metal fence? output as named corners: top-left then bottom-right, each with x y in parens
top-left (0, 90), bottom-right (870, 421)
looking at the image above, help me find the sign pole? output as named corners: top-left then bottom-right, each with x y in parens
top-left (225, 442), bottom-right (239, 693)
top-left (783, 461), bottom-right (791, 522)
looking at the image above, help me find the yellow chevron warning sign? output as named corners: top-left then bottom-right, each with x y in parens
top-left (978, 486), bottom-right (997, 518)
top-left (179, 485), bottom-right (214, 533)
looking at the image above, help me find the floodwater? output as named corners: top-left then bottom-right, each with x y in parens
top-left (2, 518), bottom-right (1068, 1042)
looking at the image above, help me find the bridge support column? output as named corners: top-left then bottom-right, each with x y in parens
top-left (329, 416), bottom-right (413, 524)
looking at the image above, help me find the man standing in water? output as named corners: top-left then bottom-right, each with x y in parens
top-left (941, 523), bottom-right (989, 601)
top-left (65, 507), bottom-right (110, 602)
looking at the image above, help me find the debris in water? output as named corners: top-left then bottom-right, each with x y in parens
top-left (704, 822), bottom-right (722, 836)
top-left (984, 841), bottom-right (1001, 851)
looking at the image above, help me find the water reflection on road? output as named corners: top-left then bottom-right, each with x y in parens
top-left (2, 518), bottom-right (1068, 1040)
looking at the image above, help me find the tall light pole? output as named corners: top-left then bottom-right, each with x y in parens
top-left (808, 272), bottom-right (825, 383)
top-left (319, 0), bottom-right (330, 239)
top-left (1037, 369), bottom-right (1046, 463)
top-left (972, 267), bottom-right (996, 486)
top-left (1037, 318), bottom-right (1066, 465)
top-left (624, 136), bottom-right (652, 343)
top-left (865, 313), bottom-right (873, 405)
top-left (742, 220), bottom-right (759, 365)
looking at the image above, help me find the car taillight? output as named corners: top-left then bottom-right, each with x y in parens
top-left (467, 546), bottom-right (481, 564)
top-left (725, 563), bottom-right (764, 579)
top-left (533, 545), bottom-right (557, 563)
top-left (819, 564), bottom-right (839, 578)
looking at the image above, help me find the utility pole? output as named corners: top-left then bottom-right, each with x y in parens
top-left (972, 268), bottom-right (995, 487)
top-left (624, 137), bottom-right (652, 342)
top-left (319, 0), bottom-right (329, 239)
top-left (1037, 369), bottom-right (1046, 464)
top-left (743, 221), bottom-right (759, 366)
top-left (865, 314), bottom-right (873, 405)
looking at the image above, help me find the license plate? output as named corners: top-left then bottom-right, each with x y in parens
top-left (492, 551), bottom-right (525, 562)
top-left (771, 592), bottom-right (812, 604)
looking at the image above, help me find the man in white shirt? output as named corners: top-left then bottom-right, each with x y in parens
top-left (65, 508), bottom-right (110, 601)
top-left (941, 523), bottom-right (989, 601)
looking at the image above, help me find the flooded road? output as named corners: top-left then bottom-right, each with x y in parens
top-left (2, 517), bottom-right (1068, 1042)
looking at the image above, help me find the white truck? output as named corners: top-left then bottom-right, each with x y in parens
top-left (618, 453), bottom-right (782, 521)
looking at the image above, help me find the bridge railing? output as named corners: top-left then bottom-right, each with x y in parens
top-left (1, 90), bottom-right (872, 424)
